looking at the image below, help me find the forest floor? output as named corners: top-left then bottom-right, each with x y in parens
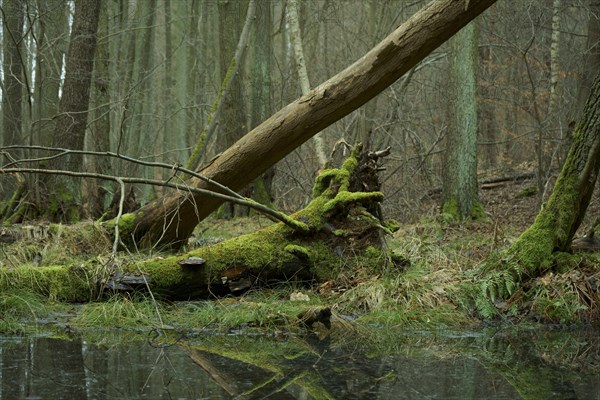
top-left (1, 171), bottom-right (599, 338)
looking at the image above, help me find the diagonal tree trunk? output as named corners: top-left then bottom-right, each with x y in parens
top-left (118, 0), bottom-right (498, 250)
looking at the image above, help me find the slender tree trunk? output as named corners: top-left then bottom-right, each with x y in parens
top-left (217, 0), bottom-right (250, 218)
top-left (441, 21), bottom-right (483, 221)
top-left (82, 0), bottom-right (111, 218)
top-left (44, 0), bottom-right (100, 221)
top-left (355, 0), bottom-right (378, 149)
top-left (185, 0), bottom-right (255, 172)
top-left (31, 0), bottom-right (67, 211)
top-left (133, 0), bottom-right (157, 202)
top-left (250, 0), bottom-right (275, 207)
top-left (118, 0), bottom-right (498, 249)
top-left (287, 0), bottom-right (328, 169)
top-left (1, 0), bottom-right (24, 149)
top-left (0, 0), bottom-right (26, 212)
top-left (480, 7), bottom-right (498, 169)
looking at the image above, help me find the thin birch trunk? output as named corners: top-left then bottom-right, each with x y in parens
top-left (286, 0), bottom-right (328, 169)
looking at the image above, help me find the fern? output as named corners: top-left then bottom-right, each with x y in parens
top-left (475, 294), bottom-right (497, 319)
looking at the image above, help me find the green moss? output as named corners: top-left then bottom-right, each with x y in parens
top-left (340, 153), bottom-right (359, 171)
top-left (441, 196), bottom-right (460, 223)
top-left (553, 252), bottom-right (581, 273)
top-left (284, 244), bottom-right (311, 260)
top-left (323, 191), bottom-right (384, 214)
top-left (441, 196), bottom-right (485, 222)
top-left (134, 257), bottom-right (188, 291)
top-left (386, 219), bottom-right (400, 233)
top-left (116, 212), bottom-right (138, 233)
top-left (333, 229), bottom-right (350, 237)
top-left (312, 149), bottom-right (360, 198)
top-left (312, 168), bottom-right (347, 198)
top-left (0, 265), bottom-right (94, 302)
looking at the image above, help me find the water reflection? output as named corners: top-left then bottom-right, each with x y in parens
top-left (0, 327), bottom-right (598, 399)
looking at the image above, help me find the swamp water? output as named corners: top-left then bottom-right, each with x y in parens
top-left (0, 327), bottom-right (598, 399)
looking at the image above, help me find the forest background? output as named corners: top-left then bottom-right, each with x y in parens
top-left (1, 0), bottom-right (595, 224)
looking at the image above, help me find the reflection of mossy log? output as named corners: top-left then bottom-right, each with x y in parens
top-left (122, 146), bottom-right (393, 299)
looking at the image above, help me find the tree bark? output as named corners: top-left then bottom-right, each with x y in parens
top-left (250, 0), bottom-right (275, 207)
top-left (120, 0), bottom-right (498, 249)
top-left (83, 0), bottom-right (111, 218)
top-left (1, 0), bottom-right (24, 150)
top-left (441, 20), bottom-right (483, 220)
top-left (43, 0), bottom-right (100, 220)
top-left (0, 0), bottom-right (25, 221)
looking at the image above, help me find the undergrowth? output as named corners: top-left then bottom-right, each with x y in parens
top-left (1, 215), bottom-right (599, 335)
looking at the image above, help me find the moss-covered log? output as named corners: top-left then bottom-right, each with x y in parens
top-left (120, 147), bottom-right (394, 299)
top-left (476, 72), bottom-right (600, 317)
top-left (0, 148), bottom-right (395, 301)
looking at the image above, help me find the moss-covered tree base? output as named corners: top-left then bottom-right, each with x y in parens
top-left (475, 69), bottom-right (600, 318)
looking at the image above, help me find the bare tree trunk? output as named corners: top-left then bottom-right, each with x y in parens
top-left (441, 21), bottom-right (483, 221)
top-left (287, 0), bottom-right (328, 169)
top-left (83, 0), bottom-right (111, 218)
top-left (185, 0), bottom-right (255, 172)
top-left (0, 0), bottom-right (26, 218)
top-left (250, 0), bottom-right (275, 207)
top-left (548, 0), bottom-right (562, 116)
top-left (43, 0), bottom-right (100, 221)
top-left (31, 0), bottom-right (68, 212)
top-left (118, 0), bottom-right (498, 250)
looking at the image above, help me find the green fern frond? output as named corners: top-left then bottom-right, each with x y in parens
top-left (475, 295), bottom-right (497, 319)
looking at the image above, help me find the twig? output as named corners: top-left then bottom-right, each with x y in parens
top-left (113, 178), bottom-right (125, 255)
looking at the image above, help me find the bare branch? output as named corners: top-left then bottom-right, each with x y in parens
top-left (0, 166), bottom-right (309, 233)
top-left (0, 145), bottom-right (244, 199)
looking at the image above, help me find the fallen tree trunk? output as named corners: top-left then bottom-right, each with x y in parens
top-left (117, 0), bottom-right (497, 250)
top-left (0, 148), bottom-right (400, 301)
top-left (118, 147), bottom-right (402, 299)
